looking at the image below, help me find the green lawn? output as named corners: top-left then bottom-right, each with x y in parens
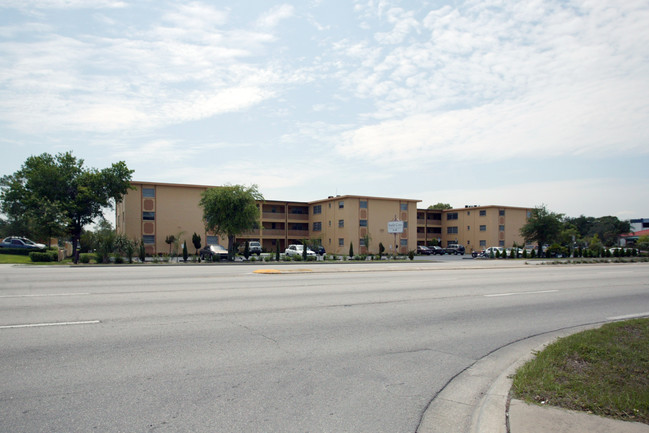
top-left (0, 254), bottom-right (32, 264)
top-left (511, 318), bottom-right (649, 424)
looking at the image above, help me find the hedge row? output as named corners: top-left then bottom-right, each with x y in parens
top-left (0, 247), bottom-right (46, 256)
top-left (28, 251), bottom-right (59, 262)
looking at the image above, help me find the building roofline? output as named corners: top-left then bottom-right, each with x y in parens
top-left (308, 195), bottom-right (421, 205)
top-left (442, 205), bottom-right (533, 212)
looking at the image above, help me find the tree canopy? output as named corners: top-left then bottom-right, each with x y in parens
top-left (0, 151), bottom-right (133, 263)
top-left (520, 205), bottom-right (564, 256)
top-left (199, 184), bottom-right (263, 260)
top-left (428, 202), bottom-right (452, 210)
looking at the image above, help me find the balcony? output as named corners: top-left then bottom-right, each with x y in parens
top-left (262, 212), bottom-right (286, 220)
top-left (287, 230), bottom-right (309, 237)
top-left (286, 213), bottom-right (308, 221)
top-left (261, 229), bottom-right (285, 237)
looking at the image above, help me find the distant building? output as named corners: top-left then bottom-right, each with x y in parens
top-left (630, 218), bottom-right (649, 232)
top-left (116, 181), bottom-right (531, 255)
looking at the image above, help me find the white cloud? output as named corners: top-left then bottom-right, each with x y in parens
top-left (255, 4), bottom-right (295, 29)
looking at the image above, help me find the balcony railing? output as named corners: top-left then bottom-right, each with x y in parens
top-left (287, 230), bottom-right (309, 237)
top-left (262, 212), bottom-right (286, 220)
top-left (286, 213), bottom-right (308, 221)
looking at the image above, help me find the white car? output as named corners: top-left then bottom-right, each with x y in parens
top-left (284, 244), bottom-right (316, 257)
top-left (484, 246), bottom-right (504, 256)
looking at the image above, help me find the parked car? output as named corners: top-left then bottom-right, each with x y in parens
top-left (313, 245), bottom-right (326, 255)
top-left (0, 236), bottom-right (46, 250)
top-left (445, 244), bottom-right (465, 255)
top-left (483, 246), bottom-right (503, 257)
top-left (284, 244), bottom-right (316, 257)
top-left (199, 244), bottom-right (229, 261)
top-left (417, 245), bottom-right (432, 255)
top-left (429, 246), bottom-right (446, 255)
top-left (248, 241), bottom-right (262, 255)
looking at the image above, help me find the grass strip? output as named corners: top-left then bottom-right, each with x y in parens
top-left (511, 318), bottom-right (649, 424)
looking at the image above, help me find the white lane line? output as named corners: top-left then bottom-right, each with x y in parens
top-left (607, 312), bottom-right (649, 321)
top-left (0, 320), bottom-right (100, 329)
top-left (0, 293), bottom-right (89, 298)
top-left (485, 290), bottom-right (559, 297)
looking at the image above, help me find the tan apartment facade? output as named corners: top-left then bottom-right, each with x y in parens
top-left (416, 205), bottom-right (533, 252)
top-left (116, 181), bottom-right (529, 256)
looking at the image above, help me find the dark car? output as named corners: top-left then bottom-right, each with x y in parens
top-left (199, 244), bottom-right (229, 261)
top-left (445, 244), bottom-right (465, 255)
top-left (0, 236), bottom-right (46, 250)
top-left (428, 246), bottom-right (446, 255)
top-left (417, 245), bottom-right (432, 255)
top-left (313, 245), bottom-right (326, 255)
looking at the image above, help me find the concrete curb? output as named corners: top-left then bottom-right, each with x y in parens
top-left (416, 324), bottom-right (603, 433)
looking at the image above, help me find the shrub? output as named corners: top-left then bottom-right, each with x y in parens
top-left (79, 253), bottom-right (92, 263)
top-left (530, 249), bottom-right (536, 258)
top-left (29, 251), bottom-right (53, 262)
top-left (408, 250), bottom-right (415, 260)
top-left (113, 255), bottom-right (124, 264)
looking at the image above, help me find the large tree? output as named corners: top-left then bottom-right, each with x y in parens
top-left (199, 184), bottom-right (263, 260)
top-left (520, 205), bottom-right (564, 257)
top-left (0, 152), bottom-right (133, 263)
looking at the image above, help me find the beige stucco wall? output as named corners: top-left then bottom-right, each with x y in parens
top-left (309, 196), bottom-right (419, 255)
top-left (440, 206), bottom-right (531, 252)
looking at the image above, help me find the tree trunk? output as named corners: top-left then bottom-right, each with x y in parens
top-left (228, 234), bottom-right (235, 261)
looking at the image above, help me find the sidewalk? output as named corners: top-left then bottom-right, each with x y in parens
top-left (416, 324), bottom-right (649, 433)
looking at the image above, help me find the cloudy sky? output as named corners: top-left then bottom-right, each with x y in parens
top-left (1, 0), bottom-right (648, 220)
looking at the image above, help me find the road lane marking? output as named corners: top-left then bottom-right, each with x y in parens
top-left (0, 320), bottom-right (100, 329)
top-left (607, 312), bottom-right (649, 321)
top-left (0, 293), bottom-right (89, 298)
top-left (484, 290), bottom-right (559, 297)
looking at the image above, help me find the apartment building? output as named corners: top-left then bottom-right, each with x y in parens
top-left (116, 181), bottom-right (529, 255)
top-left (416, 205), bottom-right (532, 252)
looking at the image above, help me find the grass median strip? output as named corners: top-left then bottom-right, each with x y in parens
top-left (511, 318), bottom-right (649, 424)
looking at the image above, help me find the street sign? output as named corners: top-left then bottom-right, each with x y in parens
top-left (388, 221), bottom-right (404, 234)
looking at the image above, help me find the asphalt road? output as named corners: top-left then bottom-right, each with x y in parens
top-left (1, 261), bottom-right (648, 433)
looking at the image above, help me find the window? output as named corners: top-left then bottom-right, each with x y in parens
top-left (142, 212), bottom-right (155, 221)
top-left (313, 222), bottom-right (322, 231)
top-left (428, 213), bottom-right (441, 220)
top-left (480, 210), bottom-right (486, 216)
top-left (499, 240), bottom-right (505, 246)
top-left (142, 187), bottom-right (155, 198)
top-left (527, 210), bottom-right (532, 218)
top-left (480, 240), bottom-right (486, 247)
top-left (206, 236), bottom-right (219, 245)
top-left (447, 226), bottom-right (458, 234)
top-left (339, 238), bottom-right (344, 246)
top-left (142, 235), bottom-right (155, 244)
top-left (359, 220), bottom-right (367, 227)
top-left (313, 205), bottom-right (322, 214)
top-left (447, 212), bottom-right (458, 220)
top-left (400, 203), bottom-right (408, 211)
top-left (400, 239), bottom-right (408, 246)
top-left (339, 201), bottom-right (344, 209)
top-left (360, 200), bottom-right (368, 209)
top-left (499, 209), bottom-right (505, 216)
top-left (467, 225), bottom-right (470, 231)
top-left (499, 225), bottom-right (505, 232)
top-left (328, 220), bottom-right (331, 227)
top-left (359, 238), bottom-right (366, 247)
top-left (338, 219), bottom-right (344, 228)
top-left (480, 225), bottom-right (486, 231)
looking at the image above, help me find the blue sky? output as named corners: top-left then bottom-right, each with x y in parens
top-left (1, 0), bottom-right (648, 220)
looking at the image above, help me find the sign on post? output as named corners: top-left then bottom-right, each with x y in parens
top-left (388, 221), bottom-right (404, 234)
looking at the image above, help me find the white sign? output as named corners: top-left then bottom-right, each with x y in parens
top-left (388, 221), bottom-right (404, 234)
